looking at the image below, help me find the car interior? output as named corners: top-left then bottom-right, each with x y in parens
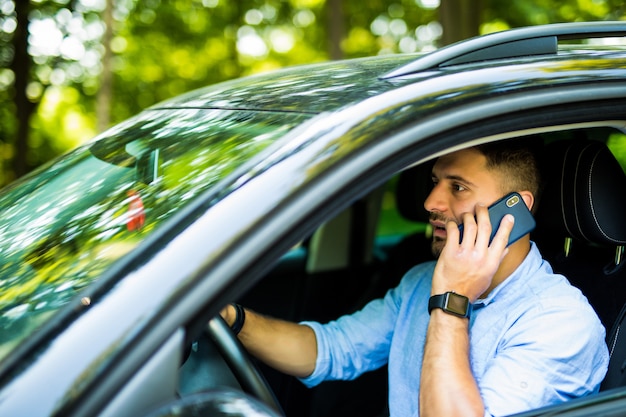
top-left (173, 124), bottom-right (626, 417)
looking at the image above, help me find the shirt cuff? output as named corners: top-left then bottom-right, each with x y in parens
top-left (297, 321), bottom-right (327, 388)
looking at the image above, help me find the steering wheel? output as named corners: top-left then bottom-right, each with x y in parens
top-left (205, 316), bottom-right (283, 414)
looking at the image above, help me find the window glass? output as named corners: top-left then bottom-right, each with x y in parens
top-left (607, 132), bottom-right (626, 173)
top-left (376, 174), bottom-right (428, 238)
top-left (0, 108), bottom-right (311, 361)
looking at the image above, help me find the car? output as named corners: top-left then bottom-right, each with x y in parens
top-left (2, 20), bottom-right (626, 417)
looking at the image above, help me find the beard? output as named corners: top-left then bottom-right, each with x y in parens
top-left (431, 236), bottom-right (445, 258)
top-left (429, 212), bottom-right (452, 258)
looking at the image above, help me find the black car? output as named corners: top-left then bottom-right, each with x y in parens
top-left (1, 21), bottom-right (626, 417)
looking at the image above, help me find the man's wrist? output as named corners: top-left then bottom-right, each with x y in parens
top-left (428, 292), bottom-right (471, 318)
top-left (230, 303), bottom-right (246, 335)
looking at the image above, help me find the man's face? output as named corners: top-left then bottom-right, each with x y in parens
top-left (424, 148), bottom-right (505, 256)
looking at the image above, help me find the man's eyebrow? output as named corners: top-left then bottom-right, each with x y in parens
top-left (432, 172), bottom-right (477, 188)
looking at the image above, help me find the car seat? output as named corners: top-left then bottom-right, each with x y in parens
top-left (530, 138), bottom-right (626, 390)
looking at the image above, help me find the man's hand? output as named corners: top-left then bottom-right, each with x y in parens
top-left (220, 304), bottom-right (235, 327)
top-left (431, 204), bottom-right (514, 302)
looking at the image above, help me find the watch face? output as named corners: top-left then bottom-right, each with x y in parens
top-left (445, 293), bottom-right (469, 316)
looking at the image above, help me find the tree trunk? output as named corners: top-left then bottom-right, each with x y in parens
top-left (327, 0), bottom-right (344, 60)
top-left (439, 0), bottom-right (482, 46)
top-left (97, 0), bottom-right (114, 133)
top-left (10, 0), bottom-right (35, 178)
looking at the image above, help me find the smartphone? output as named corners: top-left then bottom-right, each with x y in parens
top-left (458, 192), bottom-right (536, 246)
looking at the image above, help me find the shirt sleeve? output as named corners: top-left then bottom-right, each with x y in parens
top-left (479, 297), bottom-right (609, 416)
top-left (298, 284), bottom-right (402, 387)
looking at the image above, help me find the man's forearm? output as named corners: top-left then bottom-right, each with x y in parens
top-left (223, 304), bottom-right (318, 378)
top-left (419, 310), bottom-right (484, 417)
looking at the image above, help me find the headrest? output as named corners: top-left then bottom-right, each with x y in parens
top-left (395, 161), bottom-right (434, 223)
top-left (537, 139), bottom-right (626, 246)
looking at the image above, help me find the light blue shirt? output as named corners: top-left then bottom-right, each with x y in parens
top-left (300, 243), bottom-right (609, 417)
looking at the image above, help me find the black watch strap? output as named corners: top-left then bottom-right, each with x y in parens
top-left (428, 292), bottom-right (471, 318)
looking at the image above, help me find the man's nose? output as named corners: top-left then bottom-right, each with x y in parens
top-left (424, 184), bottom-right (444, 214)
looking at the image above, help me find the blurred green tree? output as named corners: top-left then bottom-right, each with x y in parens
top-left (1, 0), bottom-right (104, 184)
top-left (0, 0), bottom-right (624, 187)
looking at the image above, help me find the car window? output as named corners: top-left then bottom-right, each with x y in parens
top-left (0, 108), bottom-right (311, 362)
top-left (607, 132), bottom-right (626, 172)
top-left (376, 174), bottom-right (428, 239)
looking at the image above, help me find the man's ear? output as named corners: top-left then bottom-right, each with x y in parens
top-left (519, 190), bottom-right (535, 211)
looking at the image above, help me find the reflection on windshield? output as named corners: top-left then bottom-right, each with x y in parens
top-left (0, 108), bottom-right (309, 361)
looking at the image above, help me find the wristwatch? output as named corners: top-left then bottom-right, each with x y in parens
top-left (428, 292), bottom-right (471, 318)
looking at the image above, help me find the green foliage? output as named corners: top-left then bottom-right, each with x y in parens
top-left (608, 133), bottom-right (626, 173)
top-left (0, 0), bottom-right (625, 186)
top-left (483, 0), bottom-right (626, 32)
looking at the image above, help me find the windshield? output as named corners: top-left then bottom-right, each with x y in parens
top-left (0, 108), bottom-right (310, 361)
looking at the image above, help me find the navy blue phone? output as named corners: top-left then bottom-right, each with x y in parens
top-left (458, 192), bottom-right (536, 246)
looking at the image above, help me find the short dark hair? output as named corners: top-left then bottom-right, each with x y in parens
top-left (475, 138), bottom-right (543, 210)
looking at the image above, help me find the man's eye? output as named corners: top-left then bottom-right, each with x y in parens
top-left (453, 184), bottom-right (466, 192)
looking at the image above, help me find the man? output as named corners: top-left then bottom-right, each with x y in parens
top-left (222, 141), bottom-right (609, 416)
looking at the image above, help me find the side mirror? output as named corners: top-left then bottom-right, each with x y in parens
top-left (144, 389), bottom-right (282, 417)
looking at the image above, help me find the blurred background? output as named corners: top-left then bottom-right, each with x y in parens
top-left (0, 0), bottom-right (624, 187)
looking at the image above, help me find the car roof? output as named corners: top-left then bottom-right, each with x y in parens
top-left (150, 54), bottom-right (419, 114)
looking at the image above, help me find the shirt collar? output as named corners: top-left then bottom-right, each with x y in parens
top-left (473, 242), bottom-right (542, 309)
